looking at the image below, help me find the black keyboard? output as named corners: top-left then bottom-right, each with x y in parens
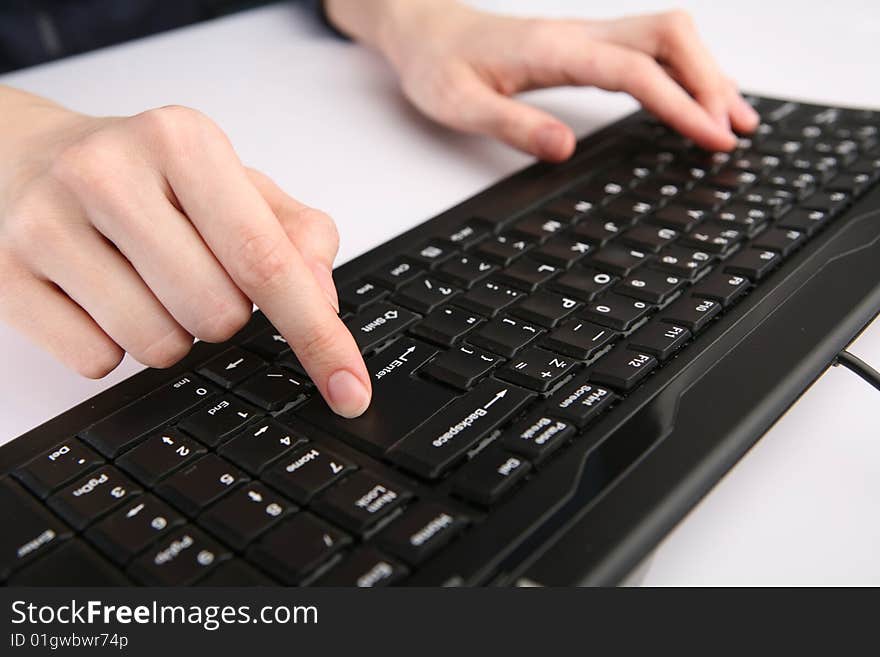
top-left (3, 95), bottom-right (880, 586)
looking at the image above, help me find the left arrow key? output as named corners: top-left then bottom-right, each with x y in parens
top-left (198, 347), bottom-right (266, 388)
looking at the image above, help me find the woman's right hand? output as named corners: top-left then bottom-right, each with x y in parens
top-left (0, 86), bottom-right (372, 418)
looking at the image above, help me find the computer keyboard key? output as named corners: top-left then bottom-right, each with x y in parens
top-left (178, 396), bottom-right (261, 448)
top-left (456, 278), bottom-right (524, 316)
top-left (234, 368), bottom-right (310, 411)
top-left (546, 378), bottom-right (616, 427)
top-left (389, 378), bottom-right (535, 479)
top-left (314, 547), bottom-right (408, 587)
top-left (422, 344), bottom-right (501, 390)
top-left (615, 269), bottom-right (685, 305)
top-left (724, 248), bottom-right (781, 281)
top-left (441, 221), bottom-right (492, 249)
top-left (248, 513), bottom-right (350, 585)
top-left (199, 483), bottom-right (293, 551)
top-left (589, 244), bottom-right (649, 277)
top-left (653, 245), bottom-right (715, 278)
top-left (628, 322), bottom-right (691, 361)
top-left (155, 454), bottom-right (246, 517)
top-left (85, 494), bottom-right (184, 565)
top-left (531, 236), bottom-right (593, 268)
top-left (8, 540), bottom-right (130, 586)
top-left (411, 305), bottom-right (484, 347)
top-left (295, 338), bottom-right (455, 454)
top-left (511, 290), bottom-right (581, 328)
top-left (338, 280), bottom-right (389, 313)
top-left (602, 196), bottom-right (655, 223)
top-left (510, 213), bottom-right (566, 242)
top-left (345, 302), bottom-right (419, 353)
top-left (691, 271), bottom-right (750, 307)
top-left (475, 234), bottom-right (533, 266)
top-left (379, 502), bottom-right (468, 564)
top-left (582, 293), bottom-right (652, 331)
top-left (571, 216), bottom-right (625, 246)
top-left (47, 466), bottom-right (140, 531)
top-left (497, 346), bottom-right (577, 392)
top-left (197, 559), bottom-right (276, 586)
top-left (495, 258), bottom-right (559, 291)
top-left (469, 315), bottom-right (543, 358)
top-left (679, 186), bottom-right (732, 211)
top-left (436, 255), bottom-right (497, 288)
top-left (116, 429), bottom-right (206, 486)
top-left (14, 440), bottom-right (103, 498)
top-left (777, 208), bottom-right (829, 236)
top-left (681, 223), bottom-right (744, 254)
top-left (716, 203), bottom-right (771, 235)
top-left (541, 319), bottom-right (617, 361)
top-left (501, 414), bottom-right (573, 464)
top-left (313, 471), bottom-right (412, 535)
top-left (218, 420), bottom-right (305, 475)
top-left (367, 258), bottom-right (424, 290)
top-left (129, 526), bottom-right (230, 586)
top-left (646, 204), bottom-right (706, 231)
top-left (801, 190), bottom-right (849, 215)
top-left (541, 196), bottom-right (595, 221)
top-left (765, 170), bottom-right (817, 199)
top-left (409, 240), bottom-right (458, 269)
top-left (198, 347), bottom-right (266, 389)
top-left (753, 228), bottom-right (805, 256)
top-left (741, 186), bottom-right (794, 215)
top-left (393, 276), bottom-right (461, 314)
top-left (79, 373), bottom-right (216, 458)
top-left (547, 268), bottom-right (616, 301)
top-left (263, 445), bottom-right (355, 505)
top-left (620, 224), bottom-right (679, 253)
top-left (241, 327), bottom-right (291, 360)
top-left (589, 349), bottom-right (658, 392)
top-left (662, 297), bottom-right (722, 334)
top-left (705, 169), bottom-right (757, 192)
top-left (0, 478), bottom-right (73, 580)
top-left (453, 448), bottom-right (531, 507)
top-left (827, 172), bottom-right (873, 197)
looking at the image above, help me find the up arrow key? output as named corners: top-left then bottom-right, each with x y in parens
top-left (389, 378), bottom-right (535, 479)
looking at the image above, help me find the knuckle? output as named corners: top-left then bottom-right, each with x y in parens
top-left (137, 328), bottom-right (193, 369)
top-left (136, 105), bottom-right (223, 155)
top-left (192, 297), bottom-right (252, 343)
top-left (663, 9), bottom-right (694, 33)
top-left (233, 230), bottom-right (292, 291)
top-left (295, 321), bottom-right (342, 367)
top-left (296, 207), bottom-right (340, 253)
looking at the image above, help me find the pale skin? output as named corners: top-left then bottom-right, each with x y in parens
top-left (0, 0), bottom-right (758, 418)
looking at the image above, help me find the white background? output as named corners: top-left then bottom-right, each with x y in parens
top-left (1, 0), bottom-right (878, 584)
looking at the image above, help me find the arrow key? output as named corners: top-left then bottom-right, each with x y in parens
top-left (198, 347), bottom-right (266, 389)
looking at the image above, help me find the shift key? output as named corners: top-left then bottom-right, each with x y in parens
top-left (389, 378), bottom-right (535, 479)
top-left (344, 303), bottom-right (419, 353)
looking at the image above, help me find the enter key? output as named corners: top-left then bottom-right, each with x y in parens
top-left (293, 338), bottom-right (455, 456)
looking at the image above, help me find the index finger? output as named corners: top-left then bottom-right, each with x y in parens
top-left (148, 107), bottom-right (371, 418)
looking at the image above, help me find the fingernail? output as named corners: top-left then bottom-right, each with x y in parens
top-left (311, 263), bottom-right (340, 313)
top-left (327, 369), bottom-right (371, 418)
top-left (534, 124), bottom-right (567, 161)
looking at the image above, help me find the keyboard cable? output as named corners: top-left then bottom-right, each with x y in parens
top-left (834, 350), bottom-right (880, 392)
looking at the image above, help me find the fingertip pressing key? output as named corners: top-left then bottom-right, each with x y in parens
top-left (327, 369), bottom-right (372, 418)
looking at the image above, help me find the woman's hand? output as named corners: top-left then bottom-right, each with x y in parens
top-left (0, 87), bottom-right (371, 418)
top-left (326, 0), bottom-right (759, 161)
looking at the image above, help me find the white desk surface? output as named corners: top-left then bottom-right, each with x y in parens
top-left (1, 0), bottom-right (878, 585)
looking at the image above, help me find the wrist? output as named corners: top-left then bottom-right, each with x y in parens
top-left (324, 0), bottom-right (472, 68)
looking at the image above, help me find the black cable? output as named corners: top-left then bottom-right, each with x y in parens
top-left (835, 350), bottom-right (880, 392)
